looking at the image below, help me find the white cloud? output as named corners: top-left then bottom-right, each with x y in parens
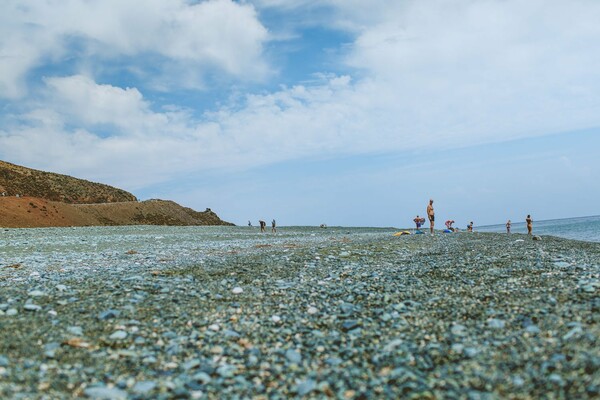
top-left (0, 0), bottom-right (269, 98)
top-left (2, 0), bottom-right (600, 195)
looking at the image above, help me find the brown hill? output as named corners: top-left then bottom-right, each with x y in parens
top-left (0, 197), bottom-right (233, 228)
top-left (0, 160), bottom-right (137, 203)
top-left (0, 160), bottom-right (234, 227)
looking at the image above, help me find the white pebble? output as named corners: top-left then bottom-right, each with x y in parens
top-left (271, 315), bottom-right (282, 323)
top-left (232, 287), bottom-right (243, 294)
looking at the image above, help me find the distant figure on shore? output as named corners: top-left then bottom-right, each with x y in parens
top-left (526, 215), bottom-right (533, 235)
top-left (413, 215), bottom-right (425, 230)
top-left (445, 220), bottom-right (455, 231)
top-left (467, 221), bottom-right (474, 232)
top-left (506, 220), bottom-right (511, 234)
top-left (248, 220), bottom-right (252, 227)
top-left (259, 220), bottom-right (266, 232)
top-left (427, 199), bottom-right (435, 235)
top-left (271, 219), bottom-right (277, 233)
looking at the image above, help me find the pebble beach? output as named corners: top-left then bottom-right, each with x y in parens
top-left (1, 226), bottom-right (599, 399)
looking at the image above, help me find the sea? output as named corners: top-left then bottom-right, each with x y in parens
top-left (477, 215), bottom-right (600, 243)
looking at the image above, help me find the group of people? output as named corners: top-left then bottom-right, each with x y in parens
top-left (249, 219), bottom-right (277, 233)
top-left (415, 199), bottom-right (533, 235)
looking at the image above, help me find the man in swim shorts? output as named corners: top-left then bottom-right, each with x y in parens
top-left (414, 215), bottom-right (422, 230)
top-left (427, 199), bottom-right (435, 235)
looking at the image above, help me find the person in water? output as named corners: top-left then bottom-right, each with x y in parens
top-left (427, 199), bottom-right (435, 235)
top-left (506, 220), bottom-right (511, 234)
top-left (526, 215), bottom-right (533, 235)
top-left (271, 219), bottom-right (277, 233)
top-left (259, 220), bottom-right (266, 232)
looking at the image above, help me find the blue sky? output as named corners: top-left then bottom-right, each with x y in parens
top-left (1, 0), bottom-right (599, 227)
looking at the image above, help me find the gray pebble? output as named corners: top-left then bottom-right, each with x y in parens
top-left (83, 386), bottom-right (128, 400)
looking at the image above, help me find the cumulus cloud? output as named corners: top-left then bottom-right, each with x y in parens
top-left (1, 0), bottom-right (600, 193)
top-left (0, 0), bottom-right (269, 98)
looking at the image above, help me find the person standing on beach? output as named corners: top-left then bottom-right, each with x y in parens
top-left (271, 219), bottom-right (277, 233)
top-left (427, 199), bottom-right (435, 235)
top-left (526, 215), bottom-right (533, 235)
top-left (414, 215), bottom-right (423, 230)
top-left (259, 220), bottom-right (266, 232)
top-left (506, 220), bottom-right (511, 234)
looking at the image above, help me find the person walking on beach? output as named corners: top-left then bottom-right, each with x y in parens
top-left (271, 219), bottom-right (277, 233)
top-left (259, 220), bottom-right (266, 232)
top-left (526, 215), bottom-right (533, 235)
top-left (506, 220), bottom-right (511, 234)
top-left (427, 199), bottom-right (435, 235)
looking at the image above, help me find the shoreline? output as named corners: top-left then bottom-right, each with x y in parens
top-left (1, 228), bottom-right (599, 398)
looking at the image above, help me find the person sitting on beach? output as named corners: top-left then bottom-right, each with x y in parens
top-left (445, 220), bottom-right (455, 231)
top-left (427, 199), bottom-right (435, 235)
top-left (467, 221), bottom-right (473, 232)
top-left (526, 215), bottom-right (533, 235)
top-left (506, 220), bottom-right (511, 234)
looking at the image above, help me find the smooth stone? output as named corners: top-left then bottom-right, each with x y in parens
top-left (192, 371), bottom-right (212, 384)
top-left (24, 304), bottom-right (42, 312)
top-left (28, 290), bottom-right (45, 297)
top-left (296, 379), bottom-right (317, 396)
top-left (132, 381), bottom-right (157, 394)
top-left (563, 326), bottom-right (583, 341)
top-left (271, 315), bottom-right (282, 323)
top-left (56, 284), bottom-right (68, 292)
top-left (0, 356), bottom-right (8, 367)
top-left (307, 306), bottom-right (318, 315)
top-left (67, 326), bottom-right (83, 336)
top-left (232, 287), bottom-right (243, 294)
top-left (487, 318), bottom-right (506, 329)
top-left (285, 349), bottom-right (302, 364)
top-left (341, 320), bottom-right (359, 331)
top-left (109, 330), bottom-right (128, 340)
top-left (83, 387), bottom-right (128, 400)
top-left (183, 359), bottom-right (201, 371)
top-left (216, 364), bottom-right (236, 378)
top-left (6, 309), bottom-right (18, 316)
top-left (451, 324), bottom-right (468, 337)
top-left (533, 235), bottom-right (542, 241)
top-left (224, 329), bottom-right (240, 338)
top-left (525, 325), bottom-right (541, 334)
top-left (98, 309), bottom-right (120, 320)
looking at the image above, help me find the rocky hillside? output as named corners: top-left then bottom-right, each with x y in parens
top-left (0, 160), bottom-right (234, 227)
top-left (0, 160), bottom-right (136, 204)
top-left (0, 197), bottom-right (233, 228)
